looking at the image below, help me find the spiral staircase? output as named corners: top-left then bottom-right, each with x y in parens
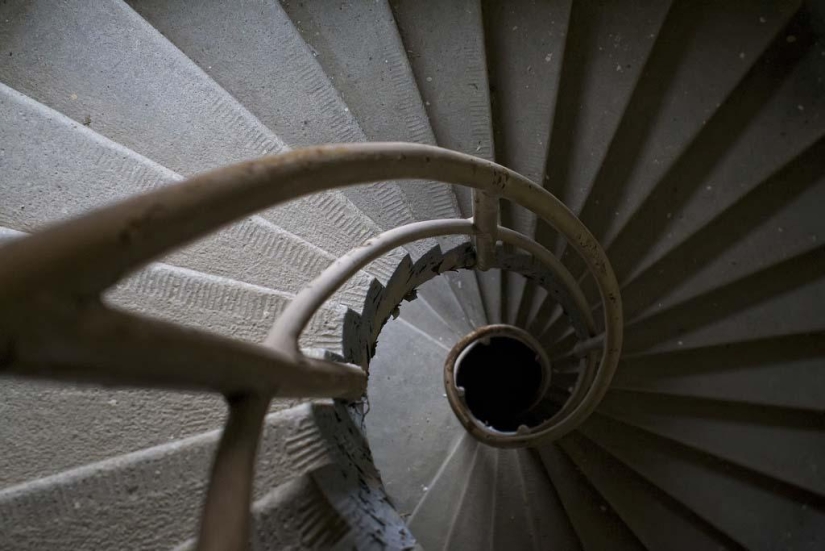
top-left (1, 0), bottom-right (824, 549)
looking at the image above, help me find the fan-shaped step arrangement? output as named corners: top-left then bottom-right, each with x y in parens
top-left (0, 78), bottom-right (455, 490)
top-left (0, 0), bottom-right (477, 336)
top-left (129, 0), bottom-right (488, 329)
top-left (0, 0), bottom-right (824, 550)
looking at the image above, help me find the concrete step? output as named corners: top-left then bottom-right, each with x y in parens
top-left (481, 0), bottom-right (572, 328)
top-left (579, 414), bottom-right (825, 550)
top-left (278, 0), bottom-right (488, 331)
top-left (389, 0), bottom-right (497, 329)
top-left (126, 0), bottom-right (457, 236)
top-left (482, 0), bottom-right (571, 236)
top-left (0, 0), bottom-right (405, 289)
top-left (0, 83), bottom-right (372, 311)
top-left (0, 401), bottom-right (411, 551)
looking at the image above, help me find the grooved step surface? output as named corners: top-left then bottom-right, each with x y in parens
top-left (389, 0), bottom-right (496, 330)
top-left (0, 227), bottom-right (346, 489)
top-left (128, 0), bottom-right (435, 243)
top-left (0, 0), bottom-right (402, 281)
top-left (0, 404), bottom-right (340, 550)
top-left (278, 0), bottom-right (462, 225)
top-left (108, 263), bottom-right (348, 352)
top-left (249, 470), bottom-right (352, 551)
top-left (0, 68), bottom-right (375, 314)
top-left (278, 0), bottom-right (488, 331)
top-left (391, 0), bottom-right (494, 164)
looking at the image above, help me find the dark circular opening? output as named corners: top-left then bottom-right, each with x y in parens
top-left (455, 336), bottom-right (544, 432)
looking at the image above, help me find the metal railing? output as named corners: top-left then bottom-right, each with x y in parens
top-left (0, 143), bottom-right (622, 551)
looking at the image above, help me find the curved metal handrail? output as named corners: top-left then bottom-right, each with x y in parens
top-left (0, 143), bottom-right (622, 551)
top-left (268, 219), bottom-right (596, 354)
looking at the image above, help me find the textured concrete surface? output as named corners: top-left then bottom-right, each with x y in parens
top-left (1, 1), bottom-right (824, 549)
top-left (0, 404), bottom-right (326, 550)
top-left (126, 0), bottom-right (447, 240)
top-left (123, 0), bottom-right (486, 342)
top-left (0, 0), bottom-right (403, 280)
top-left (365, 316), bottom-right (460, 515)
top-left (391, 0), bottom-right (495, 164)
top-left (0, 83), bottom-right (374, 311)
top-left (480, 0), bottom-right (572, 328)
top-left (577, 0), bottom-right (801, 247)
top-left (482, 0), bottom-right (570, 235)
top-left (279, 0), bottom-right (490, 331)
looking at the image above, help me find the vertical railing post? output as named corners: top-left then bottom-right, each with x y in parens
top-left (196, 394), bottom-right (269, 551)
top-left (473, 190), bottom-right (499, 271)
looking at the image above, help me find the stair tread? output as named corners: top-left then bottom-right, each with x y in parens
top-left (577, 0), bottom-right (802, 251)
top-left (0, 79), bottom-right (460, 348)
top-left (443, 445), bottom-right (497, 551)
top-left (492, 449), bottom-right (544, 551)
top-left (622, 247), bottom-right (825, 353)
top-left (620, 135), bottom-right (825, 322)
top-left (581, 414), bottom-right (825, 550)
top-left (598, 390), bottom-right (825, 499)
top-left (363, 314), bottom-right (461, 515)
top-left (539, 443), bottom-right (643, 551)
top-left (1, 2), bottom-right (824, 549)
top-left (0, 0), bottom-right (278, 172)
top-left (391, 0), bottom-right (494, 163)
top-left (482, 0), bottom-right (572, 329)
top-left (524, 0), bottom-right (673, 333)
top-left (0, 83), bottom-right (373, 309)
top-left (407, 434), bottom-right (479, 548)
top-left (0, 232), bottom-right (353, 488)
top-left (0, 403), bottom-right (342, 551)
top-left (278, 0), bottom-right (489, 332)
top-left (125, 0), bottom-right (458, 241)
top-left (410, 442), bottom-right (580, 551)
top-left (249, 415), bottom-right (415, 551)
top-left (611, 333), bottom-right (825, 411)
top-left (602, 12), bottom-right (824, 295)
top-left (560, 431), bottom-right (740, 551)
top-left (483, 0), bottom-right (571, 235)
top-left (547, 253), bottom-right (825, 359)
top-left (279, 0), bottom-right (459, 215)
top-left (515, 448), bottom-right (582, 551)
top-left (389, 0), bottom-right (496, 329)
top-left (0, 0), bottom-right (409, 285)
top-left (0, 226), bottom-right (349, 351)
top-left (539, 0), bottom-right (672, 221)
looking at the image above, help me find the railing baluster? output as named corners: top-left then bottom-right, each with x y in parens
top-left (196, 395), bottom-right (269, 551)
top-left (473, 190), bottom-right (499, 271)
